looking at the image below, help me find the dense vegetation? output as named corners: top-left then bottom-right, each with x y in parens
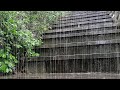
top-left (0, 11), bottom-right (68, 74)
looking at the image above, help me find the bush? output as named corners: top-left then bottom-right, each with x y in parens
top-left (0, 11), bottom-right (68, 73)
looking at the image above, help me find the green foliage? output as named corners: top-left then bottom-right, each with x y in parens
top-left (0, 11), bottom-right (68, 73)
top-left (0, 11), bottom-right (41, 73)
top-left (16, 11), bottom-right (68, 39)
top-left (0, 49), bottom-right (17, 73)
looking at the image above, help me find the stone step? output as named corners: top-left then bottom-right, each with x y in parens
top-left (43, 34), bottom-right (120, 46)
top-left (38, 44), bottom-right (119, 56)
top-left (52, 18), bottom-right (113, 29)
top-left (63, 11), bottom-right (101, 18)
top-left (44, 22), bottom-right (115, 34)
top-left (43, 30), bottom-right (120, 46)
top-left (43, 26), bottom-right (118, 39)
top-left (29, 52), bottom-right (120, 61)
top-left (59, 11), bottom-right (109, 21)
top-left (55, 13), bottom-right (111, 25)
top-left (66, 11), bottom-right (110, 16)
top-left (40, 39), bottom-right (120, 48)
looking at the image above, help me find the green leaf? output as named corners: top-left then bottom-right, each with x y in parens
top-left (6, 68), bottom-right (9, 73)
top-left (8, 62), bottom-right (14, 68)
top-left (0, 64), bottom-right (7, 72)
top-left (14, 44), bottom-right (22, 48)
top-left (2, 54), bottom-right (6, 58)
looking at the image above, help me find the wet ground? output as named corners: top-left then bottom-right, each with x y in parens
top-left (1, 73), bottom-right (120, 79)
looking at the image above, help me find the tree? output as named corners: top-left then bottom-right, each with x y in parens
top-left (17, 11), bottom-right (67, 39)
top-left (0, 11), bottom-right (68, 74)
